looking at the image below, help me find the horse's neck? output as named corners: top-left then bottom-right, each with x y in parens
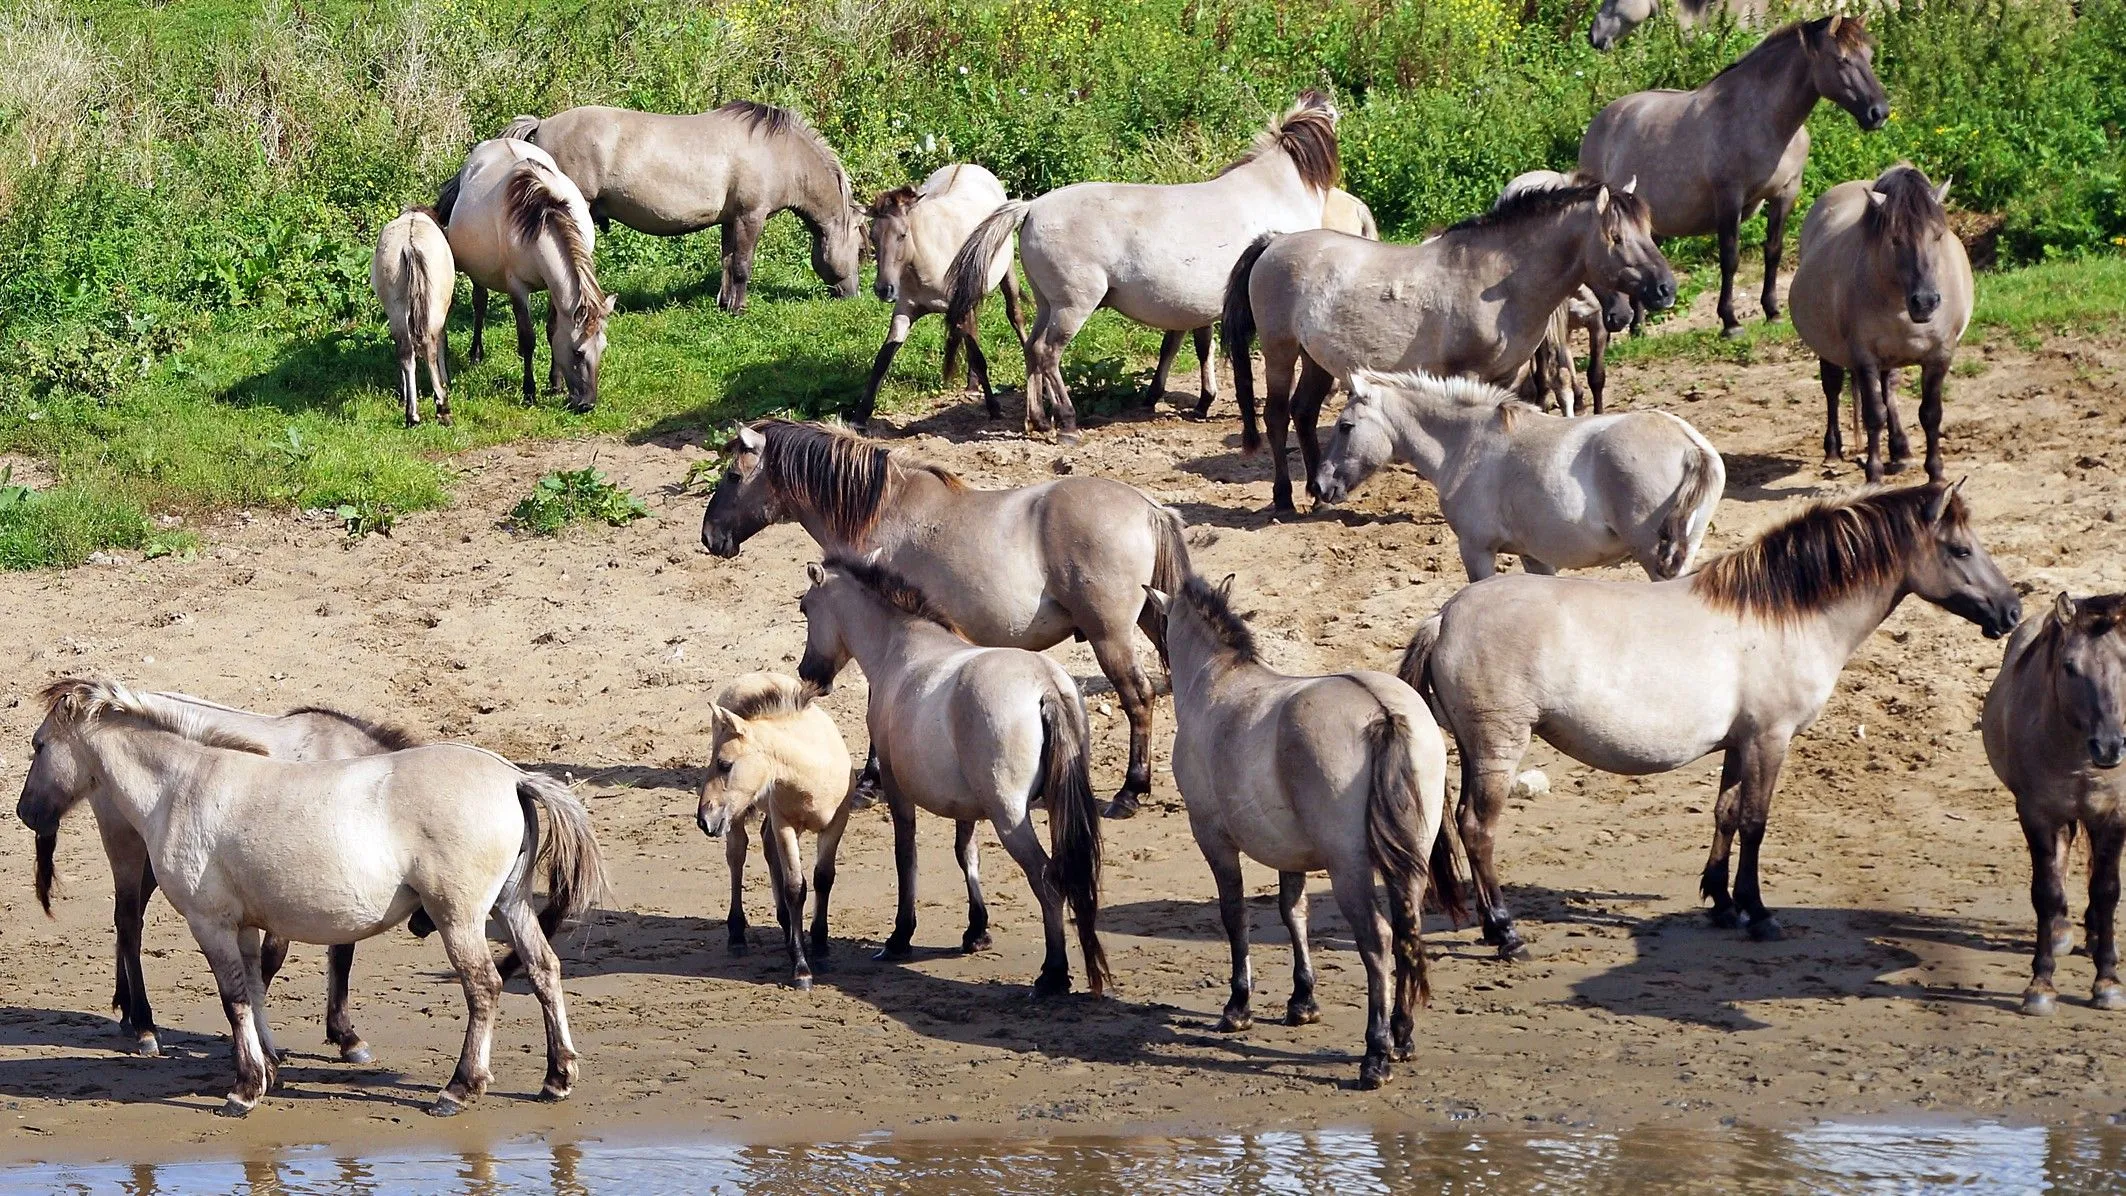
top-left (1220, 153), bottom-right (1322, 209)
top-left (1773, 580), bottom-right (1908, 678)
top-left (1171, 631), bottom-right (1270, 711)
top-left (1452, 219), bottom-right (1594, 363)
top-left (1701, 41), bottom-right (1820, 137)
top-left (1388, 400), bottom-right (1477, 480)
top-left (786, 142), bottom-right (849, 223)
top-left (790, 466), bottom-right (954, 556)
top-left (82, 727), bottom-right (193, 840)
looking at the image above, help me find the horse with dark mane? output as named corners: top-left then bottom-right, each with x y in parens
top-left (700, 420), bottom-right (1188, 817)
top-left (1400, 481), bottom-right (2021, 959)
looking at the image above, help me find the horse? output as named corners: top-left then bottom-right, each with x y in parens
top-left (17, 693), bottom-right (414, 1061)
top-left (1400, 481), bottom-right (2021, 958)
top-left (1323, 187), bottom-right (1378, 239)
top-left (445, 138), bottom-right (615, 411)
top-left (23, 679), bottom-right (606, 1117)
top-left (795, 558), bottom-right (1109, 997)
top-left (371, 206), bottom-right (454, 427)
top-left (1578, 16), bottom-right (1889, 337)
top-left (1589, 0), bottom-right (1769, 50)
top-left (859, 164), bottom-right (1029, 430)
top-left (492, 101), bottom-right (862, 312)
top-left (700, 419), bottom-right (1189, 818)
top-left (1498, 171), bottom-right (1634, 417)
top-left (1314, 369), bottom-right (1724, 581)
top-left (1791, 165), bottom-right (1972, 483)
top-left (1147, 575), bottom-right (1456, 1089)
top-left (695, 672), bottom-right (855, 990)
top-left (944, 92), bottom-right (1341, 442)
top-left (1223, 179), bottom-right (1676, 512)
top-left (1982, 593), bottom-right (2126, 1016)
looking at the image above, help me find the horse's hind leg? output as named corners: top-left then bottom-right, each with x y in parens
top-left (718, 212), bottom-right (767, 313)
top-left (1329, 866), bottom-right (1396, 1089)
top-left (1278, 871), bottom-right (1319, 1026)
top-left (1586, 321), bottom-right (1608, 414)
top-left (1205, 841), bottom-right (1253, 1031)
top-left (725, 812), bottom-right (751, 954)
top-left (324, 943), bottom-right (371, 1063)
top-left (763, 817), bottom-right (814, 989)
top-left (190, 919), bottom-right (272, 1117)
top-left (2020, 811), bottom-right (2073, 1015)
top-left (810, 799), bottom-right (854, 959)
top-left (1148, 331), bottom-right (1185, 407)
top-left (498, 895), bottom-right (579, 1100)
top-left (991, 809), bottom-right (1071, 997)
top-left (2086, 819), bottom-right (2125, 1011)
top-left (1460, 728), bottom-right (1533, 960)
top-left (427, 332), bottom-right (452, 427)
top-left (954, 819), bottom-right (992, 953)
top-left (1194, 326), bottom-right (1219, 407)
top-left (431, 914), bottom-right (504, 1115)
top-left (1727, 734), bottom-right (1794, 941)
top-left (469, 283), bottom-right (488, 365)
top-left (398, 346), bottom-right (421, 427)
top-left (1000, 270), bottom-right (1030, 351)
top-left (958, 317), bottom-right (1003, 421)
top-left (1291, 356), bottom-right (1336, 504)
top-left (1020, 306), bottom-right (1056, 436)
top-left (1260, 340), bottom-right (1301, 512)
top-left (1086, 628), bottom-right (1155, 818)
top-left (1819, 361), bottom-right (1846, 464)
top-left (1038, 308), bottom-right (1090, 446)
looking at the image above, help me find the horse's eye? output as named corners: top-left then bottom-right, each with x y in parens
top-left (1949, 545), bottom-right (1972, 560)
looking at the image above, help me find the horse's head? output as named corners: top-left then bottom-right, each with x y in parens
top-left (1314, 370), bottom-right (1404, 505)
top-left (2045, 594), bottom-right (2126, 770)
top-left (696, 705), bottom-right (773, 837)
top-left (1579, 181), bottom-right (1676, 312)
top-left (1865, 167), bottom-right (1953, 324)
top-left (1588, 0), bottom-right (1654, 50)
top-left (1903, 479), bottom-right (2021, 640)
top-left (18, 679), bottom-right (113, 915)
top-left (814, 200), bottom-right (865, 300)
top-left (558, 293), bottom-right (617, 411)
top-left (795, 561), bottom-right (857, 691)
top-left (1804, 15), bottom-right (1888, 131)
top-left (1596, 285), bottom-right (1635, 333)
top-left (700, 424), bottom-right (781, 558)
top-left (866, 187), bottom-right (920, 303)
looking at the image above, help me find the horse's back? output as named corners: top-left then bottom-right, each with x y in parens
top-left (371, 212), bottom-right (453, 333)
top-left (447, 140), bottom-right (592, 290)
top-left (1579, 90), bottom-right (1732, 237)
top-left (909, 164), bottom-right (1012, 294)
top-left (875, 641), bottom-right (1062, 817)
top-left (1252, 231), bottom-right (1455, 374)
top-left (538, 105), bottom-right (759, 231)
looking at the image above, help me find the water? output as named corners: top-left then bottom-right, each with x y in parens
top-left (7, 1122), bottom-right (2125, 1195)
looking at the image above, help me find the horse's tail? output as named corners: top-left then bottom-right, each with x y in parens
top-left (496, 772), bottom-right (609, 977)
top-left (1221, 234), bottom-right (1274, 451)
top-left (1396, 613), bottom-right (1449, 730)
top-left (1652, 414), bottom-right (1725, 579)
top-left (1037, 688), bottom-right (1109, 995)
top-left (434, 172), bottom-right (461, 227)
top-left (400, 239), bottom-right (434, 350)
top-left (1360, 701), bottom-right (1451, 1007)
top-left (498, 114), bottom-right (542, 143)
top-left (33, 831), bottom-right (57, 916)
top-left (945, 199), bottom-right (1028, 331)
top-left (1144, 503), bottom-right (1192, 658)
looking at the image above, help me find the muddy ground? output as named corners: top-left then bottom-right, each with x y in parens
top-left (2, 297), bottom-right (2124, 1163)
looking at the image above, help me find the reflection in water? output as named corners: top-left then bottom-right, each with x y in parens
top-left (13, 1122), bottom-right (2126, 1195)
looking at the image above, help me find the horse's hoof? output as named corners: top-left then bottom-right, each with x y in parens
top-left (793, 975), bottom-right (814, 992)
top-left (215, 1097), bottom-right (255, 1119)
top-left (1884, 459), bottom-right (1909, 475)
top-left (2022, 988), bottom-right (2059, 1017)
top-left (1057, 431), bottom-right (1083, 448)
top-left (728, 938), bottom-right (749, 956)
top-left (1357, 1057), bottom-right (1391, 1090)
top-left (1747, 916), bottom-right (1785, 943)
top-left (427, 1095), bottom-right (465, 1118)
top-left (1101, 795), bottom-right (1140, 820)
top-left (1707, 907), bottom-right (1741, 930)
top-left (875, 940), bottom-right (913, 962)
top-left (1192, 400), bottom-right (1213, 420)
top-left (438, 413), bottom-right (453, 428)
top-left (1286, 1000), bottom-right (1320, 1027)
top-left (1217, 1011), bottom-right (1253, 1033)
top-left (2093, 984), bottom-right (2126, 1012)
top-left (1392, 1038), bottom-right (1416, 1062)
top-left (1720, 325), bottom-right (1745, 340)
top-left (340, 1042), bottom-right (374, 1066)
top-left (135, 1034), bottom-right (162, 1058)
top-left (539, 1081), bottom-right (573, 1103)
top-left (962, 932), bottom-right (994, 954)
top-left (273, 1048), bottom-right (290, 1064)
top-left (1031, 971), bottom-right (1072, 1000)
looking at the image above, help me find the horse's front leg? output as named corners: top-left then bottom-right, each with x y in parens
top-left (1715, 205), bottom-right (1744, 338)
top-left (1148, 330), bottom-right (1185, 407)
top-left (1761, 190), bottom-right (1795, 322)
top-left (1000, 270), bottom-right (1031, 351)
top-left (762, 817), bottom-right (813, 990)
top-left (1329, 866), bottom-right (1396, 1089)
top-left (1291, 357), bottom-right (1336, 504)
top-left (2020, 811), bottom-right (2073, 1015)
top-left (724, 813), bottom-right (751, 954)
top-left (1882, 368), bottom-right (1913, 472)
top-left (1819, 361), bottom-right (1847, 464)
top-left (2086, 819), bottom-right (2125, 1011)
top-left (1206, 843), bottom-right (1254, 1031)
top-left (1086, 629), bottom-right (1155, 818)
top-left (1728, 733), bottom-right (1794, 941)
top-left (238, 927), bottom-right (283, 1069)
top-left (856, 308), bottom-right (914, 432)
top-left (1917, 360), bottom-right (1950, 483)
top-left (718, 212), bottom-right (767, 313)
top-left (497, 890), bottom-right (579, 1100)
top-left (508, 290), bottom-right (538, 405)
top-left (1278, 871), bottom-right (1320, 1025)
top-left (954, 819), bottom-right (992, 953)
top-left (104, 827), bottom-right (160, 1055)
top-left (324, 943), bottom-right (371, 1063)
top-left (1456, 537), bottom-right (1501, 583)
top-left (191, 919), bottom-right (271, 1117)
top-left (1701, 749), bottom-right (1745, 927)
top-left (545, 302), bottom-right (563, 396)
top-left (1261, 348), bottom-right (1299, 513)
top-left (431, 913), bottom-right (504, 1116)
top-left (469, 283), bottom-right (488, 365)
top-left (810, 798), bottom-right (854, 960)
top-left (1854, 363), bottom-right (1889, 484)
top-left (1194, 326), bottom-right (1219, 406)
top-left (878, 784), bottom-right (919, 961)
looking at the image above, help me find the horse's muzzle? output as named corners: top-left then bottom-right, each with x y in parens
top-left (697, 808), bottom-right (726, 838)
top-left (2091, 735), bottom-right (2125, 770)
top-left (874, 281), bottom-right (897, 302)
top-left (1907, 292), bottom-right (1942, 323)
top-left (1639, 279), bottom-right (1678, 311)
top-left (701, 529), bottom-right (740, 559)
top-left (1860, 103), bottom-right (1890, 132)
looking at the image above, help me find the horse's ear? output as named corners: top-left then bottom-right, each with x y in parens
top-left (1620, 175), bottom-right (1638, 196)
top-left (1924, 476), bottom-right (1966, 526)
top-left (737, 424), bottom-right (766, 452)
top-left (863, 548), bottom-right (884, 565)
top-left (1594, 186), bottom-right (1611, 214)
top-left (1827, 14), bottom-right (1843, 38)
top-left (1142, 585), bottom-right (1170, 619)
top-left (2054, 592), bottom-right (2079, 628)
top-left (1867, 189), bottom-right (1889, 209)
top-left (805, 561), bottom-right (827, 585)
top-left (1933, 175), bottom-right (1953, 205)
top-left (1216, 574), bottom-right (1237, 599)
top-left (602, 293), bottom-right (618, 317)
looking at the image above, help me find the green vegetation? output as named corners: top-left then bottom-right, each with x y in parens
top-left (0, 0), bottom-right (2121, 566)
top-left (507, 465), bottom-right (651, 536)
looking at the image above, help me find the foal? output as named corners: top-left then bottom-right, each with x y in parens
top-left (371, 205), bottom-right (454, 427)
top-left (696, 672), bottom-right (855, 990)
top-left (1984, 593), bottom-right (2126, 1015)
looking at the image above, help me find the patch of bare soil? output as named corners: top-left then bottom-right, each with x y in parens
top-left (2, 322), bottom-right (2123, 1162)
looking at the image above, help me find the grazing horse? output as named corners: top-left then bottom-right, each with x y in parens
top-left (1791, 165), bottom-right (1972, 483)
top-left (859, 164), bottom-right (1029, 430)
top-left (1589, 0), bottom-right (1768, 50)
top-left (446, 138), bottom-right (615, 411)
top-left (700, 419), bottom-right (1188, 817)
top-left (493, 102), bottom-right (862, 312)
top-left (1224, 180), bottom-right (1676, 512)
top-left (1578, 17), bottom-right (1889, 337)
top-left (1401, 482), bottom-right (2021, 957)
top-left (1147, 575), bottom-right (1455, 1089)
top-left (795, 558), bottom-right (1109, 997)
top-left (1498, 170), bottom-right (1634, 416)
top-left (23, 679), bottom-right (606, 1117)
top-left (1983, 593), bottom-right (2126, 1016)
top-left (1314, 370), bottom-right (1724, 581)
top-left (371, 206), bottom-right (454, 427)
top-left (695, 672), bottom-right (855, 990)
top-left (944, 92), bottom-right (1341, 441)
top-left (1322, 187), bottom-right (1379, 239)
top-left (17, 693), bottom-right (413, 1062)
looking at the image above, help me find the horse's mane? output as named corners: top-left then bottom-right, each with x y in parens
top-left (751, 420), bottom-right (965, 546)
top-left (714, 673), bottom-right (822, 721)
top-left (1350, 368), bottom-right (1528, 428)
top-left (284, 705), bottom-right (420, 750)
top-left (1691, 484), bottom-right (1968, 622)
top-left (2037, 593), bottom-right (2126, 657)
top-left (717, 100), bottom-right (853, 206)
top-left (822, 554), bottom-right (963, 636)
top-left (1176, 576), bottom-right (1259, 664)
top-left (1714, 16), bottom-right (1872, 81)
top-left (504, 166), bottom-right (609, 336)
top-left (867, 185), bottom-right (920, 221)
top-left (1863, 164), bottom-right (1948, 247)
top-left (1446, 180), bottom-right (1651, 239)
top-left (1218, 90), bottom-right (1340, 192)
top-left (41, 678), bottom-right (272, 755)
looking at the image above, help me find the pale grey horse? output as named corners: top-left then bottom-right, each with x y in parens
top-left (1314, 369), bottom-right (1725, 581)
top-left (1589, 0), bottom-right (1769, 50)
top-left (1223, 179), bottom-right (1676, 511)
top-left (858, 163), bottom-right (1028, 429)
top-left (1792, 164), bottom-right (1972, 483)
top-left (943, 92), bottom-right (1342, 441)
top-left (795, 557), bottom-right (1109, 997)
top-left (1578, 17), bottom-right (1889, 337)
top-left (23, 679), bottom-right (606, 1118)
top-left (486, 102), bottom-right (862, 311)
top-left (1402, 482), bottom-right (2021, 958)
top-left (1148, 575), bottom-right (1455, 1090)
top-left (700, 419), bottom-right (1188, 817)
top-left (370, 206), bottom-right (453, 427)
top-left (1983, 593), bottom-right (2126, 1016)
top-left (17, 693), bottom-right (414, 1061)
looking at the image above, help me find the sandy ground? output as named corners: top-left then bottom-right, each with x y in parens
top-left (3, 295), bottom-right (2125, 1164)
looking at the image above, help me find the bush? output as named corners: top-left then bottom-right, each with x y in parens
top-left (508, 466), bottom-right (651, 536)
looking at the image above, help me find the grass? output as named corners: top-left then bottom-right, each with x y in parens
top-left (507, 465), bottom-right (651, 536)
